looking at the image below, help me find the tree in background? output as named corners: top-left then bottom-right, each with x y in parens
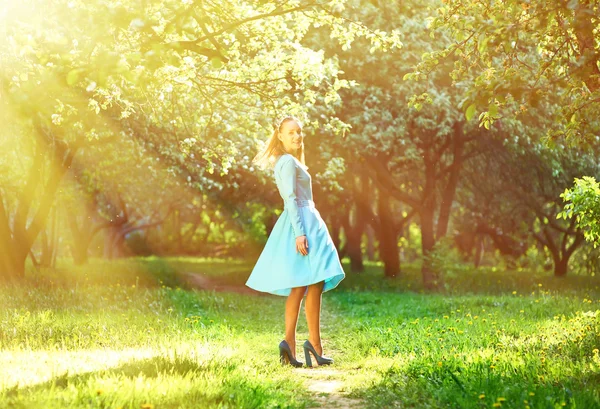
top-left (559, 176), bottom-right (600, 247)
top-left (461, 136), bottom-right (599, 276)
top-left (0, 0), bottom-right (401, 280)
top-left (309, 0), bottom-right (489, 288)
top-left (413, 0), bottom-right (600, 144)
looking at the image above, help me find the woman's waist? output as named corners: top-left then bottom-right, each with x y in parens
top-left (284, 199), bottom-right (315, 208)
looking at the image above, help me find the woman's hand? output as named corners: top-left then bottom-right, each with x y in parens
top-left (296, 235), bottom-right (309, 256)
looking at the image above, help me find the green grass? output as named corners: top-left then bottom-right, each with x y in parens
top-left (1, 258), bottom-right (600, 408)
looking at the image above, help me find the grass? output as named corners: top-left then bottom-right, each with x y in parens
top-left (1, 257), bottom-right (599, 408)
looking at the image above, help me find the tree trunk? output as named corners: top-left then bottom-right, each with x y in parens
top-left (9, 128), bottom-right (76, 277)
top-left (343, 207), bottom-right (364, 273)
top-left (420, 205), bottom-right (437, 288)
top-left (365, 225), bottom-right (376, 261)
top-left (378, 187), bottom-right (400, 278)
top-left (436, 124), bottom-right (464, 240)
top-left (40, 229), bottom-right (52, 267)
top-left (330, 214), bottom-right (343, 255)
top-left (474, 235), bottom-right (484, 268)
top-left (0, 192), bottom-right (17, 281)
top-left (421, 156), bottom-right (439, 289)
top-left (554, 257), bottom-right (568, 277)
top-left (66, 208), bottom-right (91, 265)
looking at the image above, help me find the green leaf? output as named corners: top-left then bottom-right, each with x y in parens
top-left (465, 104), bottom-right (477, 121)
top-left (478, 37), bottom-right (489, 54)
top-left (211, 57), bottom-right (223, 70)
top-left (66, 69), bottom-right (83, 86)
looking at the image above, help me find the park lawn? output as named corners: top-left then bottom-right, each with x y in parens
top-left (0, 258), bottom-right (599, 408)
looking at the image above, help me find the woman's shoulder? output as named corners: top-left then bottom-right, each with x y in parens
top-left (274, 153), bottom-right (308, 173)
top-left (274, 153), bottom-right (295, 169)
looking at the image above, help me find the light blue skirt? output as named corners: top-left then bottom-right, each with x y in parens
top-left (246, 200), bottom-right (345, 296)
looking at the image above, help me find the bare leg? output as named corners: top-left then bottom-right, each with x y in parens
top-left (285, 286), bottom-right (306, 358)
top-left (305, 281), bottom-right (325, 355)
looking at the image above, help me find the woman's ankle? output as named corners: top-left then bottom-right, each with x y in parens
top-left (308, 338), bottom-right (322, 353)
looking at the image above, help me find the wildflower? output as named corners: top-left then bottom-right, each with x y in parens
top-left (493, 403), bottom-right (502, 407)
top-left (529, 392), bottom-right (535, 396)
top-left (443, 315), bottom-right (449, 319)
top-left (141, 404), bottom-right (154, 409)
top-left (96, 390), bottom-right (103, 395)
top-left (593, 348), bottom-right (599, 354)
top-left (512, 291), bottom-right (517, 295)
top-left (479, 394), bottom-right (485, 399)
top-left (520, 310), bottom-right (524, 313)
top-left (437, 361), bottom-right (442, 367)
top-left (497, 397), bottom-right (506, 402)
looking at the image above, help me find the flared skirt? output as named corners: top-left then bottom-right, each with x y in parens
top-left (246, 204), bottom-right (345, 296)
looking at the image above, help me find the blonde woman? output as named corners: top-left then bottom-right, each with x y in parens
top-left (246, 116), bottom-right (345, 367)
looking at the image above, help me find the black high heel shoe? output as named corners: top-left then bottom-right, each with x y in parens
top-left (303, 340), bottom-right (333, 367)
top-left (279, 340), bottom-right (304, 367)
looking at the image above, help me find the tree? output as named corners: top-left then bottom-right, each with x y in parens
top-left (460, 136), bottom-right (598, 276)
top-left (0, 0), bottom-right (400, 279)
top-left (559, 176), bottom-right (600, 247)
top-left (412, 0), bottom-right (600, 144)
top-left (310, 0), bottom-right (482, 287)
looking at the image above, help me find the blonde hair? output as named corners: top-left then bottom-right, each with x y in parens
top-left (253, 116), bottom-right (306, 170)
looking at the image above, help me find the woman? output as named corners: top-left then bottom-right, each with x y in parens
top-left (246, 116), bottom-right (345, 368)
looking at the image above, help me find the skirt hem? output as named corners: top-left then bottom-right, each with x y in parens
top-left (245, 269), bottom-right (344, 297)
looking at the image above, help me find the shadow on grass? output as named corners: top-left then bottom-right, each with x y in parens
top-left (5, 355), bottom-right (225, 394)
top-left (4, 354), bottom-right (311, 409)
top-left (352, 356), bottom-right (600, 409)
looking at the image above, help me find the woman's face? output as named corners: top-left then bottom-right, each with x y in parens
top-left (278, 120), bottom-right (303, 154)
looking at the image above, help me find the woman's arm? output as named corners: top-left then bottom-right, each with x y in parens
top-left (275, 156), bottom-right (305, 238)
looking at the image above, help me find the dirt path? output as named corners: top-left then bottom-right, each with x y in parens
top-left (296, 368), bottom-right (364, 409)
top-left (181, 272), bottom-right (258, 294)
top-left (182, 273), bottom-right (366, 408)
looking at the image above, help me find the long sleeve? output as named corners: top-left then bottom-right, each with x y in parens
top-left (275, 156), bottom-right (305, 238)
